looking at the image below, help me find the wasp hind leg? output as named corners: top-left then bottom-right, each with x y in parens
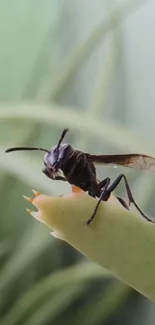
top-left (116, 196), bottom-right (130, 210)
top-left (87, 173), bottom-right (153, 226)
top-left (103, 173), bottom-right (153, 223)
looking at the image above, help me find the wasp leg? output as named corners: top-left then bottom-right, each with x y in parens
top-left (86, 178), bottom-right (110, 225)
top-left (87, 173), bottom-right (153, 225)
top-left (98, 178), bottom-right (130, 210)
top-left (88, 177), bottom-right (110, 198)
top-left (116, 196), bottom-right (130, 210)
top-left (97, 177), bottom-right (111, 191)
top-left (101, 174), bottom-right (153, 223)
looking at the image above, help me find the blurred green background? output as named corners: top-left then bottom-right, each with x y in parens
top-left (0, 0), bottom-right (155, 324)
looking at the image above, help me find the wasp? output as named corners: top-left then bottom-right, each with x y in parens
top-left (6, 129), bottom-right (155, 224)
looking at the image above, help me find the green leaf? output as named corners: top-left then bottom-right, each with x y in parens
top-left (1, 262), bottom-right (111, 325)
top-left (38, 0), bottom-right (145, 100)
top-left (25, 188), bottom-right (155, 301)
top-left (0, 103), bottom-right (155, 153)
top-left (74, 282), bottom-right (130, 325)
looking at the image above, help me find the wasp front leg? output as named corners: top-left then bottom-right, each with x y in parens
top-left (86, 177), bottom-right (111, 225)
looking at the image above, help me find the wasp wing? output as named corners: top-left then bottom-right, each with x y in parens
top-left (86, 153), bottom-right (155, 172)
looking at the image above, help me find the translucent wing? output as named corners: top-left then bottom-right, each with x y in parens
top-left (87, 153), bottom-right (155, 172)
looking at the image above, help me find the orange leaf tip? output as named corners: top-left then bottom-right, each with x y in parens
top-left (23, 195), bottom-right (33, 203)
top-left (32, 189), bottom-right (41, 197)
top-left (26, 208), bottom-right (42, 221)
top-left (23, 190), bottom-right (42, 207)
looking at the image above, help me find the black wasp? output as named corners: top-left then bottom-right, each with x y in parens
top-left (5, 128), bottom-right (155, 224)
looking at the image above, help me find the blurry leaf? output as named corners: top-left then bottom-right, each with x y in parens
top-left (38, 0), bottom-right (145, 100)
top-left (0, 103), bottom-right (155, 154)
top-left (0, 240), bottom-right (12, 259)
top-left (1, 262), bottom-right (111, 325)
top-left (23, 17), bottom-right (62, 100)
top-left (74, 282), bottom-right (130, 325)
top-left (24, 285), bottom-right (85, 325)
top-left (0, 0), bottom-right (60, 101)
top-left (0, 223), bottom-right (51, 292)
top-left (89, 29), bottom-right (121, 116)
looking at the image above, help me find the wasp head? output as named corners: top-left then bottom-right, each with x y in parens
top-left (5, 128), bottom-right (73, 181)
top-left (42, 143), bottom-right (73, 179)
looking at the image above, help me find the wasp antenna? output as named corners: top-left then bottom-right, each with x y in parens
top-left (5, 147), bottom-right (50, 153)
top-left (57, 128), bottom-right (69, 149)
